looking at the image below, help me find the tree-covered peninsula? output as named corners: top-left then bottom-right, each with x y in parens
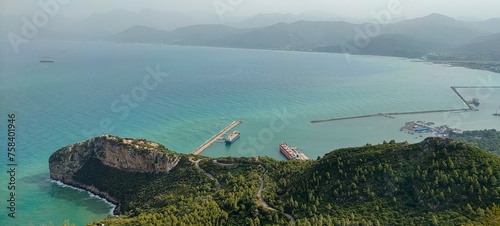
top-left (48, 135), bottom-right (500, 225)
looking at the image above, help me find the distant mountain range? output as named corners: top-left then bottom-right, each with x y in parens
top-left (0, 9), bottom-right (221, 40)
top-left (457, 33), bottom-right (500, 57)
top-left (104, 13), bottom-right (500, 60)
top-left (229, 12), bottom-right (365, 28)
top-left (3, 11), bottom-right (499, 63)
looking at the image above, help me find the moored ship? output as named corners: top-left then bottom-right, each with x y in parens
top-left (472, 98), bottom-right (480, 106)
top-left (279, 142), bottom-right (309, 160)
top-left (225, 131), bottom-right (240, 143)
top-left (40, 56), bottom-right (54, 63)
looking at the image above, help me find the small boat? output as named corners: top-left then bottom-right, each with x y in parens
top-left (40, 57), bottom-right (54, 63)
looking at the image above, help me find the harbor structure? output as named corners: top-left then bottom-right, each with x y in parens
top-left (192, 120), bottom-right (242, 155)
top-left (311, 86), bottom-right (500, 123)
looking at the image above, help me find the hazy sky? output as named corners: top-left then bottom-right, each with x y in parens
top-left (1, 0), bottom-right (499, 20)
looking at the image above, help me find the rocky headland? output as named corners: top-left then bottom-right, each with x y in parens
top-left (49, 134), bottom-right (180, 214)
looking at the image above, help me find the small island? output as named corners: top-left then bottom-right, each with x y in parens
top-left (49, 134), bottom-right (500, 225)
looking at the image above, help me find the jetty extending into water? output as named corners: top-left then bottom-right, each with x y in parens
top-left (192, 120), bottom-right (243, 155)
top-left (311, 109), bottom-right (469, 123)
top-left (450, 86), bottom-right (474, 110)
top-left (451, 86), bottom-right (500, 110)
top-left (311, 86), bottom-right (500, 123)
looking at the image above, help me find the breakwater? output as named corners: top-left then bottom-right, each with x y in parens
top-left (192, 120), bottom-right (243, 155)
top-left (311, 109), bottom-right (469, 123)
top-left (311, 86), bottom-right (500, 123)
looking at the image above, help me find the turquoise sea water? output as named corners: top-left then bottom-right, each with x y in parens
top-left (0, 40), bottom-right (499, 225)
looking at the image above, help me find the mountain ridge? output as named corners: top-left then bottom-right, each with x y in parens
top-left (103, 13), bottom-right (500, 63)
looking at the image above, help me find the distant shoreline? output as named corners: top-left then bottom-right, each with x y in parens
top-left (106, 40), bottom-right (500, 74)
top-left (426, 60), bottom-right (500, 74)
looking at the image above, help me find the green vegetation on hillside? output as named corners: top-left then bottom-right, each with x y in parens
top-left (265, 139), bottom-right (500, 225)
top-left (450, 129), bottom-right (500, 155)
top-left (77, 137), bottom-right (500, 225)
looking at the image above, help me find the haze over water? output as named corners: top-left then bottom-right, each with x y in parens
top-left (0, 40), bottom-right (499, 225)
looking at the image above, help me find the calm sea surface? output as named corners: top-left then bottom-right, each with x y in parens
top-left (0, 40), bottom-right (499, 225)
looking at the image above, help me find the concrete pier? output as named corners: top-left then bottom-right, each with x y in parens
top-left (451, 86), bottom-right (475, 110)
top-left (451, 86), bottom-right (500, 110)
top-left (192, 120), bottom-right (243, 155)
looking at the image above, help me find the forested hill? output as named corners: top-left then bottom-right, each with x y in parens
top-left (267, 137), bottom-right (500, 225)
top-left (450, 129), bottom-right (500, 155)
top-left (49, 136), bottom-right (500, 225)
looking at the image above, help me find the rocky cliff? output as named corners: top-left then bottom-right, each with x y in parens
top-left (49, 134), bottom-right (181, 213)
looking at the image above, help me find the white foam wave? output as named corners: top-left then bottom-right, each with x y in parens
top-left (48, 179), bottom-right (117, 216)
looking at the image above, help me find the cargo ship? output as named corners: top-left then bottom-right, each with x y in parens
top-left (40, 56), bottom-right (54, 63)
top-left (279, 142), bottom-right (309, 160)
top-left (472, 98), bottom-right (480, 106)
top-left (225, 131), bottom-right (240, 143)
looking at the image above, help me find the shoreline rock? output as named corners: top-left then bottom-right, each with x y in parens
top-left (49, 178), bottom-right (120, 215)
top-left (49, 134), bottom-right (181, 215)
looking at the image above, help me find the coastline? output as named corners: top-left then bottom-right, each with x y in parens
top-left (48, 179), bottom-right (119, 216)
top-left (28, 39), bottom-right (497, 74)
top-left (106, 40), bottom-right (500, 74)
top-left (426, 60), bottom-right (500, 74)
top-left (1, 36), bottom-right (498, 225)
